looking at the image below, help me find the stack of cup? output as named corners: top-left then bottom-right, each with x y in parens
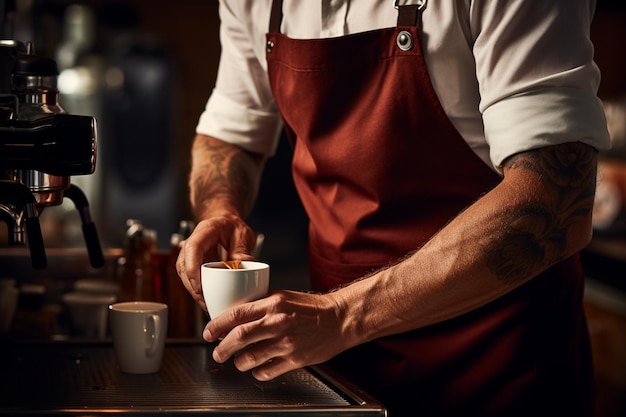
top-left (62, 279), bottom-right (118, 339)
top-left (0, 278), bottom-right (19, 333)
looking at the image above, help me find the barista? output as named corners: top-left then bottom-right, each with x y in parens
top-left (177, 1), bottom-right (611, 415)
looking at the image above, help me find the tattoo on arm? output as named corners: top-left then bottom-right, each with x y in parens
top-left (190, 136), bottom-right (264, 218)
top-left (486, 142), bottom-right (597, 283)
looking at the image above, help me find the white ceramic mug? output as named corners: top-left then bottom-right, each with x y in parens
top-left (109, 301), bottom-right (168, 374)
top-left (201, 261), bottom-right (270, 319)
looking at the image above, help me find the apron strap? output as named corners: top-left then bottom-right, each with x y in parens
top-left (269, 0), bottom-right (284, 33)
top-left (396, 0), bottom-right (426, 27)
top-left (398, 4), bottom-right (422, 27)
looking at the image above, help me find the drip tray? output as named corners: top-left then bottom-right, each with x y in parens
top-left (0, 340), bottom-right (386, 416)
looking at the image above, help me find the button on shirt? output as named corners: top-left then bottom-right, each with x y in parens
top-left (196, 0), bottom-right (611, 170)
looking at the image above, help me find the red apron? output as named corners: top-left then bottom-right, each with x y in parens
top-left (265, 2), bottom-right (593, 416)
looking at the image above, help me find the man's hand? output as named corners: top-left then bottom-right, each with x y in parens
top-left (203, 290), bottom-right (352, 381)
top-left (176, 215), bottom-right (256, 310)
top-left (177, 133), bottom-right (265, 309)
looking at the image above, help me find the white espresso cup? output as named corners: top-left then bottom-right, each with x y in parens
top-left (109, 301), bottom-right (168, 374)
top-left (201, 261), bottom-right (270, 319)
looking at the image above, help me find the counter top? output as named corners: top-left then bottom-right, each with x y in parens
top-left (0, 339), bottom-right (386, 416)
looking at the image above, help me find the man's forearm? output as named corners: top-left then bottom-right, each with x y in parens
top-left (331, 142), bottom-right (598, 346)
top-left (189, 134), bottom-right (265, 220)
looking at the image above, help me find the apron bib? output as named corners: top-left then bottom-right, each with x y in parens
top-left (265, 2), bottom-right (593, 415)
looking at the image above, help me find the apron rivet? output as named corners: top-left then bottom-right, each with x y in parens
top-left (266, 40), bottom-right (275, 53)
top-left (396, 31), bottom-right (413, 51)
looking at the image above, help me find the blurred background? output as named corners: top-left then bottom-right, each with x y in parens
top-left (0, 1), bottom-right (624, 416)
top-left (0, 0), bottom-right (309, 284)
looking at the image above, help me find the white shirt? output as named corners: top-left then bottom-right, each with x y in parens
top-left (197, 0), bottom-right (611, 170)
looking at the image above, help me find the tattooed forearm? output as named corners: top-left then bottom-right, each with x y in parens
top-left (486, 142), bottom-right (597, 283)
top-left (189, 135), bottom-right (265, 219)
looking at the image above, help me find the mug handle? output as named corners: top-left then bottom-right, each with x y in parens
top-left (145, 314), bottom-right (162, 358)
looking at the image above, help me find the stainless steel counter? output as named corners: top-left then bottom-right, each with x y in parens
top-left (0, 339), bottom-right (386, 416)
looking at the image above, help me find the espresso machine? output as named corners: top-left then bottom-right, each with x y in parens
top-left (0, 39), bottom-right (103, 270)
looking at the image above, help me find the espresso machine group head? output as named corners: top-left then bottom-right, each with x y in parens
top-left (0, 39), bottom-right (104, 269)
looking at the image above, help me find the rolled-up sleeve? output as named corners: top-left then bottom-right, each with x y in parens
top-left (198, 89), bottom-right (283, 156)
top-left (484, 87), bottom-right (609, 167)
top-left (473, 0), bottom-right (611, 168)
top-left (196, 0), bottom-right (282, 157)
